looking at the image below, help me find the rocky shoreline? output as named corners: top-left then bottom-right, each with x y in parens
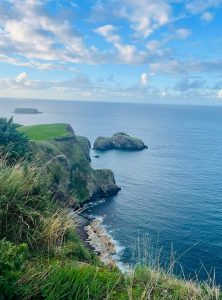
top-left (85, 218), bottom-right (117, 267)
top-left (73, 212), bottom-right (118, 268)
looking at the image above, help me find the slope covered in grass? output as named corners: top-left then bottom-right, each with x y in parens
top-left (0, 158), bottom-right (221, 299)
top-left (19, 123), bottom-right (72, 141)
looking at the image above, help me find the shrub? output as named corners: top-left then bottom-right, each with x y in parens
top-left (0, 117), bottom-right (31, 163)
top-left (0, 239), bottom-right (27, 300)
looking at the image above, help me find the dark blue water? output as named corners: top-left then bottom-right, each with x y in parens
top-left (1, 99), bottom-right (222, 283)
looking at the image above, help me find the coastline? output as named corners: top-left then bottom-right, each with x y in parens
top-left (72, 211), bottom-right (119, 268)
top-left (73, 213), bottom-right (95, 252)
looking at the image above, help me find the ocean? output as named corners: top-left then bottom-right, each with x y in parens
top-left (1, 98), bottom-right (222, 283)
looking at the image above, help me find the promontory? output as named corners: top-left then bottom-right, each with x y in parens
top-left (93, 132), bottom-right (148, 151)
top-left (19, 123), bottom-right (121, 204)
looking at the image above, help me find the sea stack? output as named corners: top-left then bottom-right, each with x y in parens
top-left (93, 132), bottom-right (148, 151)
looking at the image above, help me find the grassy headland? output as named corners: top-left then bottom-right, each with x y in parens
top-left (19, 123), bottom-right (120, 204)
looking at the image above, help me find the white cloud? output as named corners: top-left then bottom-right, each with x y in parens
top-left (217, 90), bottom-right (222, 98)
top-left (186, 0), bottom-right (222, 14)
top-left (161, 91), bottom-right (167, 98)
top-left (94, 25), bottom-right (120, 43)
top-left (0, 0), bottom-right (102, 68)
top-left (95, 25), bottom-right (147, 64)
top-left (150, 59), bottom-right (222, 75)
top-left (92, 0), bottom-right (172, 38)
top-left (0, 71), bottom-right (164, 102)
top-left (120, 0), bottom-right (171, 37)
top-left (175, 28), bottom-right (192, 39)
top-left (150, 60), bottom-right (184, 74)
top-left (201, 12), bottom-right (214, 23)
top-left (140, 73), bottom-right (148, 85)
top-left (16, 72), bottom-right (28, 83)
top-left (1, 0), bottom-right (171, 68)
top-left (174, 77), bottom-right (206, 91)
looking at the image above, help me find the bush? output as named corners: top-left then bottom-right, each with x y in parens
top-left (0, 239), bottom-right (27, 300)
top-left (0, 117), bottom-right (31, 163)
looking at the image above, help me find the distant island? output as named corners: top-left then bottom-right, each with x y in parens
top-left (14, 108), bottom-right (42, 114)
top-left (93, 132), bottom-right (148, 151)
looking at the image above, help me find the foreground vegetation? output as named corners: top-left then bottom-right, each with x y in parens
top-left (0, 117), bottom-right (31, 163)
top-left (0, 118), bottom-right (221, 299)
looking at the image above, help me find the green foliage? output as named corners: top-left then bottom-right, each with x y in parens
top-left (60, 230), bottom-right (91, 261)
top-left (0, 158), bottom-right (53, 247)
top-left (17, 261), bottom-right (222, 300)
top-left (18, 123), bottom-right (72, 141)
top-left (41, 265), bottom-right (122, 300)
top-left (0, 158), bottom-right (91, 261)
top-left (0, 117), bottom-right (31, 163)
top-left (19, 262), bottom-right (124, 300)
top-left (0, 239), bottom-right (27, 300)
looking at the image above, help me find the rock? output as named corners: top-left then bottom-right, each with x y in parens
top-left (85, 218), bottom-right (117, 267)
top-left (94, 155), bottom-right (100, 158)
top-left (93, 132), bottom-right (148, 151)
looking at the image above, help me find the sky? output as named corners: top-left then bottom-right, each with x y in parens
top-left (0, 0), bottom-right (222, 104)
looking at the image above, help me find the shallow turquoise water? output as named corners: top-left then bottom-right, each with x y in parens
top-left (1, 99), bottom-right (222, 282)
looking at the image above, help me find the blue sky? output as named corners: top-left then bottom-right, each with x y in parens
top-left (0, 0), bottom-right (222, 104)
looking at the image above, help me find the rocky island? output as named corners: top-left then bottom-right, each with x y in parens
top-left (93, 132), bottom-right (148, 151)
top-left (14, 108), bottom-right (42, 114)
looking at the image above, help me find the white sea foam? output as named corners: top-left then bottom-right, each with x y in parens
top-left (83, 198), bottom-right (106, 209)
top-left (86, 214), bottom-right (130, 272)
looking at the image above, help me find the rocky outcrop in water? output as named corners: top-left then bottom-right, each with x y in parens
top-left (93, 132), bottom-right (148, 151)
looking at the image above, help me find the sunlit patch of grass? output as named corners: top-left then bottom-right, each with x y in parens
top-left (18, 124), bottom-right (72, 141)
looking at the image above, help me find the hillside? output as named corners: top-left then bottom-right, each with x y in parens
top-left (19, 123), bottom-right (120, 204)
top-left (0, 156), bottom-right (220, 299)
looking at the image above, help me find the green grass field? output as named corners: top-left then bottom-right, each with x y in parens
top-left (18, 123), bottom-right (72, 141)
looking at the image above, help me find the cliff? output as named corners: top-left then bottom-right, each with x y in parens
top-left (22, 124), bottom-right (120, 204)
top-left (93, 132), bottom-right (148, 151)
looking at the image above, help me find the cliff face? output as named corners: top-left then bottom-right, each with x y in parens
top-left (93, 132), bottom-right (148, 151)
top-left (31, 127), bottom-right (120, 205)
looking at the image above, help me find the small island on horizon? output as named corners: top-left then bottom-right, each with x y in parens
top-left (13, 108), bottom-right (42, 114)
